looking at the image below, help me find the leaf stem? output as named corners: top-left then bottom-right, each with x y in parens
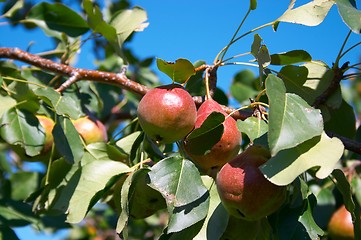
top-left (334, 30), bottom-right (352, 68)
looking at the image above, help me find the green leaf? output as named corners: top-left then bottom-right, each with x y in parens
top-left (251, 34), bottom-right (262, 58)
top-left (194, 176), bottom-right (229, 240)
top-left (336, 0), bottom-right (361, 33)
top-left (261, 132), bottom-right (344, 186)
top-left (0, 95), bottom-right (16, 118)
top-left (110, 6), bottom-right (148, 46)
top-left (270, 50), bottom-right (312, 65)
top-left (148, 156), bottom-right (210, 233)
top-left (230, 69), bottom-right (258, 103)
top-left (0, 108), bottom-right (44, 156)
top-left (2, 0), bottom-right (24, 18)
top-left (0, 225), bottom-right (20, 240)
top-left (331, 169), bottom-right (355, 217)
top-left (279, 61), bottom-right (342, 108)
top-left (266, 74), bottom-right (323, 155)
top-left (66, 159), bottom-right (130, 223)
top-left (116, 131), bottom-right (142, 155)
top-left (34, 88), bottom-right (82, 119)
top-left (298, 194), bottom-right (324, 239)
top-left (52, 116), bottom-right (84, 164)
top-left (116, 171), bottom-right (133, 234)
top-left (273, 0), bottom-right (334, 30)
top-left (86, 142), bottom-right (127, 162)
top-left (26, 2), bottom-right (89, 37)
top-left (156, 58), bottom-right (196, 83)
top-left (10, 172), bottom-right (39, 201)
top-left (82, 0), bottom-right (118, 43)
top-left (185, 112), bottom-right (225, 155)
top-left (237, 117), bottom-right (268, 142)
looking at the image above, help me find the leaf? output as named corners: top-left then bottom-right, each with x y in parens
top-left (0, 108), bottom-right (44, 156)
top-left (52, 116), bottom-right (84, 164)
top-left (148, 156), bottom-right (210, 233)
top-left (2, 0), bottom-right (24, 18)
top-left (66, 159), bottom-right (130, 223)
top-left (194, 176), bottom-right (229, 240)
top-left (251, 34), bottom-right (262, 58)
top-left (34, 88), bottom-right (83, 119)
top-left (110, 6), bottom-right (148, 46)
top-left (116, 131), bottom-right (142, 155)
top-left (270, 50), bottom-right (312, 65)
top-left (260, 132), bottom-right (344, 186)
top-left (116, 171), bottom-right (133, 234)
top-left (336, 0), bottom-right (361, 33)
top-left (250, 0), bottom-right (257, 10)
top-left (331, 169), bottom-right (355, 218)
top-left (230, 69), bottom-right (258, 103)
top-left (266, 74), bottom-right (323, 155)
top-left (156, 58), bottom-right (196, 83)
top-left (273, 0), bottom-right (335, 30)
top-left (26, 2), bottom-right (89, 37)
top-left (298, 194), bottom-right (325, 239)
top-left (86, 142), bottom-right (128, 161)
top-left (82, 0), bottom-right (117, 43)
top-left (237, 117), bottom-right (268, 142)
top-left (185, 112), bottom-right (225, 155)
top-left (10, 172), bottom-right (39, 201)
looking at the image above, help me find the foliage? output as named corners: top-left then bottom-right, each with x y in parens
top-left (1, 0), bottom-right (361, 239)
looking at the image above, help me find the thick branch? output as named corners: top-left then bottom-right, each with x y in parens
top-left (0, 47), bottom-right (149, 95)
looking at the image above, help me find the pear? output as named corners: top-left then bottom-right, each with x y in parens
top-left (327, 205), bottom-right (355, 240)
top-left (72, 116), bottom-right (108, 145)
top-left (137, 84), bottom-right (197, 144)
top-left (216, 145), bottom-right (286, 221)
top-left (184, 99), bottom-right (241, 172)
top-left (37, 115), bottom-right (55, 153)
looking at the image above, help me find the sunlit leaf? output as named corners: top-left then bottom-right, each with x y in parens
top-left (270, 50), bottom-right (312, 65)
top-left (156, 58), bottom-right (196, 83)
top-left (115, 131), bottom-right (142, 155)
top-left (2, 0), bottom-right (24, 18)
top-left (82, 0), bottom-right (117, 43)
top-left (237, 117), bottom-right (268, 142)
top-left (148, 156), bottom-right (209, 233)
top-left (0, 108), bottom-right (44, 156)
top-left (261, 132), bottom-right (344, 186)
top-left (273, 0), bottom-right (334, 30)
top-left (336, 0), bottom-right (361, 33)
top-left (110, 6), bottom-right (148, 46)
top-left (251, 34), bottom-right (262, 58)
top-left (298, 194), bottom-right (324, 239)
top-left (185, 112), bottom-right (224, 155)
top-left (26, 2), bottom-right (89, 37)
top-left (66, 159), bottom-right (130, 223)
top-left (266, 74), bottom-right (323, 155)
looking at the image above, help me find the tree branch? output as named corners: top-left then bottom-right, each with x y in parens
top-left (1, 47), bottom-right (360, 155)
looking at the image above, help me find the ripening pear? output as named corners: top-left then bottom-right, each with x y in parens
top-left (327, 205), bottom-right (355, 240)
top-left (216, 145), bottom-right (286, 221)
top-left (37, 115), bottom-right (55, 153)
top-left (72, 116), bottom-right (108, 145)
top-left (137, 84), bottom-right (197, 144)
top-left (184, 99), bottom-right (241, 172)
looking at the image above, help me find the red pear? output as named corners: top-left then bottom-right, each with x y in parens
top-left (216, 145), bottom-right (286, 221)
top-left (137, 84), bottom-right (197, 144)
top-left (184, 99), bottom-right (241, 172)
top-left (328, 205), bottom-right (355, 240)
top-left (72, 116), bottom-right (108, 145)
top-left (37, 115), bottom-right (55, 153)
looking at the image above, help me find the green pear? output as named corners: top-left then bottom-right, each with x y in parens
top-left (184, 99), bottom-right (241, 172)
top-left (216, 145), bottom-right (286, 221)
top-left (137, 83), bottom-right (197, 144)
top-left (72, 116), bottom-right (108, 145)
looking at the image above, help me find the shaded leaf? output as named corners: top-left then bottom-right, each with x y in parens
top-left (2, 0), bottom-right (24, 18)
top-left (266, 74), bottom-right (323, 155)
top-left (156, 58), bottom-right (196, 83)
top-left (0, 108), bottom-right (44, 156)
top-left (250, 0), bottom-right (257, 10)
top-left (270, 50), bottom-right (312, 65)
top-left (298, 194), bottom-right (324, 239)
top-left (52, 116), bottom-right (84, 164)
top-left (237, 117), bottom-right (268, 142)
top-left (336, 0), bottom-right (361, 33)
top-left (148, 156), bottom-right (209, 233)
top-left (261, 132), bottom-right (344, 186)
top-left (26, 2), bottom-right (89, 37)
top-left (116, 131), bottom-right (142, 155)
top-left (185, 112), bottom-right (224, 155)
top-left (110, 6), bottom-right (148, 46)
top-left (331, 169), bottom-right (355, 218)
top-left (10, 172), bottom-right (39, 201)
top-left (251, 34), bottom-right (262, 58)
top-left (273, 0), bottom-right (334, 30)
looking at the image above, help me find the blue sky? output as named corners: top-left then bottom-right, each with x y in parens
top-left (1, 0), bottom-right (360, 239)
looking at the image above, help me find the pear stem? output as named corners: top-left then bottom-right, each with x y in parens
top-left (204, 68), bottom-right (212, 100)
